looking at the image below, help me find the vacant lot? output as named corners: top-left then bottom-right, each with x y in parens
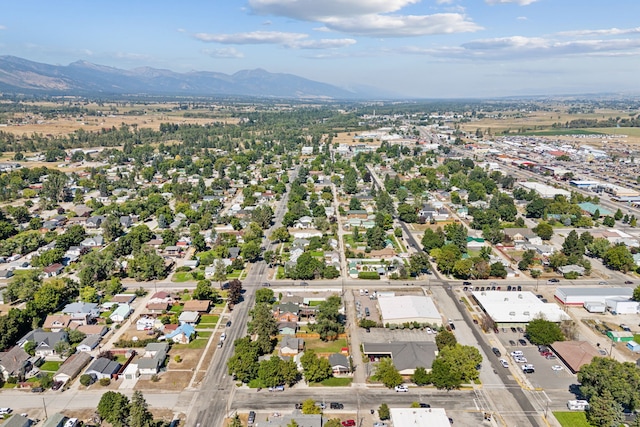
top-left (167, 348), bottom-right (201, 370)
top-left (135, 370), bottom-right (190, 391)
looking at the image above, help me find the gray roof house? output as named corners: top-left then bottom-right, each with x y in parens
top-left (85, 357), bottom-right (121, 379)
top-left (18, 329), bottom-right (69, 357)
top-left (280, 337), bottom-right (304, 356)
top-left (76, 335), bottom-right (102, 352)
top-left (362, 342), bottom-right (438, 375)
top-left (328, 353), bottom-right (350, 374)
top-left (54, 351), bottom-right (92, 383)
top-left (137, 342), bottom-right (169, 375)
top-left (2, 414), bottom-right (31, 427)
top-left (0, 345), bottom-right (31, 380)
top-left (62, 302), bottom-right (100, 323)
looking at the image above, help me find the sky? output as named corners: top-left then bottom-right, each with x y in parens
top-left (1, 0), bottom-right (640, 98)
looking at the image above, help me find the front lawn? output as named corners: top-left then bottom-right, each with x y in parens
top-left (553, 412), bottom-right (591, 427)
top-left (305, 338), bottom-right (348, 353)
top-left (170, 305), bottom-right (184, 314)
top-left (319, 377), bottom-right (352, 387)
top-left (39, 361), bottom-right (62, 372)
top-left (199, 315), bottom-right (219, 325)
top-left (227, 269), bottom-right (244, 279)
top-left (172, 272), bottom-right (196, 282)
top-left (197, 331), bottom-right (212, 338)
top-left (173, 338), bottom-right (209, 350)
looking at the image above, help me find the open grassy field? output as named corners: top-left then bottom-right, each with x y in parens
top-left (553, 411), bottom-right (592, 427)
top-left (305, 338), bottom-right (348, 353)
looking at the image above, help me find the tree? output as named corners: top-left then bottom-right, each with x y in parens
top-left (525, 198), bottom-right (548, 218)
top-left (247, 303), bottom-right (277, 354)
top-left (614, 208), bottom-right (624, 220)
top-left (435, 330), bottom-right (457, 350)
top-left (241, 241), bottom-right (261, 262)
top-left (489, 262), bottom-right (507, 278)
top-left (302, 398), bottom-right (322, 414)
top-left (102, 215), bottom-right (124, 243)
top-left (587, 237), bottom-right (611, 258)
top-left (324, 419), bottom-right (343, 427)
top-left (128, 248), bottom-right (166, 281)
top-left (375, 357), bottom-right (403, 388)
top-left (397, 203), bottom-right (417, 223)
top-left (578, 357), bottom-right (640, 412)
top-left (129, 391), bottom-right (153, 427)
top-left (300, 350), bottom-right (333, 383)
top-left (586, 389), bottom-right (623, 427)
top-left (412, 366), bottom-right (430, 386)
top-left (525, 318), bottom-right (565, 345)
top-left (228, 279), bottom-right (243, 305)
top-left (192, 280), bottom-right (218, 302)
top-left (349, 197), bottom-right (362, 210)
top-left (80, 374), bottom-right (94, 386)
top-left (532, 222), bottom-right (553, 240)
top-left (430, 344), bottom-right (482, 390)
top-left (603, 244), bottom-right (635, 272)
top-left (271, 226), bottom-right (290, 243)
top-left (258, 356), bottom-right (297, 388)
top-left (287, 421), bottom-right (300, 427)
top-left (343, 168), bottom-right (358, 194)
top-left (212, 258), bottom-right (228, 288)
top-left (365, 226), bottom-right (387, 250)
top-left (310, 295), bottom-right (344, 341)
top-left (378, 403), bottom-right (390, 420)
top-left (68, 329), bottom-right (86, 344)
top-left (408, 252), bottom-right (431, 276)
top-left (633, 285), bottom-right (640, 302)
top-left (97, 391), bottom-right (130, 427)
top-left (255, 288), bottom-right (274, 304)
top-left (444, 223), bottom-right (467, 253)
top-left (561, 230), bottom-right (585, 258)
top-left (227, 337), bottom-right (260, 383)
top-left (229, 414), bottom-right (242, 427)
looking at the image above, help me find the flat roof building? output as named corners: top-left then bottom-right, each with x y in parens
top-left (519, 181), bottom-right (571, 199)
top-left (555, 287), bottom-right (633, 305)
top-left (390, 408), bottom-right (451, 427)
top-left (472, 291), bottom-right (570, 325)
top-left (377, 295), bottom-right (441, 326)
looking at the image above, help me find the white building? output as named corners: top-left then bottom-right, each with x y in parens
top-left (472, 291), bottom-right (570, 325)
top-left (605, 297), bottom-right (639, 315)
top-left (377, 295), bottom-right (441, 326)
top-left (390, 408), bottom-right (451, 427)
top-left (518, 182), bottom-right (570, 199)
top-left (555, 287), bottom-right (633, 306)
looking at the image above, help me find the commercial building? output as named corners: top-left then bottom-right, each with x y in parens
top-left (570, 180), bottom-right (601, 190)
top-left (472, 291), bottom-right (570, 326)
top-left (377, 295), bottom-right (441, 326)
top-left (551, 341), bottom-right (600, 374)
top-left (362, 342), bottom-right (438, 375)
top-left (390, 408), bottom-right (451, 427)
top-left (518, 182), bottom-right (570, 199)
top-left (555, 287), bottom-right (633, 306)
top-left (605, 297), bottom-right (638, 314)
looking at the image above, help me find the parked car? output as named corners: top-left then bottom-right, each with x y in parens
top-left (295, 403), bottom-right (303, 409)
top-left (518, 339), bottom-right (527, 346)
top-left (51, 381), bottom-right (63, 391)
top-left (330, 402), bottom-right (344, 410)
top-left (509, 340), bottom-right (517, 346)
top-left (300, 282), bottom-right (309, 286)
top-left (373, 423), bottom-right (388, 427)
top-left (268, 385), bottom-right (285, 392)
top-left (500, 359), bottom-right (509, 368)
top-left (395, 385), bottom-right (408, 392)
top-left (462, 281), bottom-right (472, 286)
top-left (31, 387), bottom-right (44, 393)
top-left (548, 278), bottom-right (559, 283)
top-left (517, 285), bottom-right (522, 291)
top-left (517, 327), bottom-right (524, 333)
top-left (419, 403), bottom-right (431, 408)
top-left (0, 408), bottom-right (12, 415)
top-left (521, 364), bottom-right (535, 374)
top-left (492, 347), bottom-right (501, 357)
top-left (551, 365), bottom-right (564, 371)
top-left (248, 411), bottom-right (256, 426)
top-left (342, 421), bottom-right (356, 427)
top-left (510, 327), bottom-right (517, 333)
top-left (625, 281), bottom-right (634, 284)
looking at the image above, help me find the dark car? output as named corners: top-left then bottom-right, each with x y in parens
top-left (330, 402), bottom-right (344, 410)
top-left (295, 403), bottom-right (303, 409)
top-left (510, 327), bottom-right (517, 333)
top-left (226, 321), bottom-right (232, 327)
top-left (419, 403), bottom-right (431, 408)
top-left (31, 387), bottom-right (44, 393)
top-left (463, 281), bottom-right (472, 286)
top-left (548, 278), bottom-right (560, 283)
top-left (248, 411), bottom-right (256, 426)
top-left (493, 328), bottom-right (500, 334)
top-left (517, 285), bottom-right (522, 291)
top-left (509, 340), bottom-right (516, 346)
top-left (480, 287), bottom-right (485, 291)
top-left (300, 281), bottom-right (309, 286)
top-left (507, 285), bottom-right (512, 291)
top-left (51, 381), bottom-right (63, 391)
top-left (492, 347), bottom-right (501, 357)
top-left (518, 339), bottom-right (527, 346)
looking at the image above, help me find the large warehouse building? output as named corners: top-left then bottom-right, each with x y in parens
top-left (472, 291), bottom-right (570, 326)
top-left (555, 287), bottom-right (634, 306)
top-left (518, 181), bottom-right (571, 199)
top-left (377, 295), bottom-right (442, 326)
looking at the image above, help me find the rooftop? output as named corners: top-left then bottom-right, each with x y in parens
top-left (377, 295), bottom-right (440, 322)
top-left (472, 291), bottom-right (570, 323)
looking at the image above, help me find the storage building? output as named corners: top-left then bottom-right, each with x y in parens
top-left (605, 297), bottom-right (638, 315)
top-left (472, 291), bottom-right (569, 326)
top-left (377, 295), bottom-right (441, 326)
top-left (555, 287), bottom-right (633, 306)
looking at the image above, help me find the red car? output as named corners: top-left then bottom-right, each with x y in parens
top-left (342, 421), bottom-right (356, 427)
top-left (540, 351), bottom-right (553, 357)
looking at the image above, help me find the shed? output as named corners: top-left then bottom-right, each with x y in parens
top-left (41, 413), bottom-right (66, 427)
top-left (605, 298), bottom-right (638, 315)
top-left (626, 341), bottom-right (640, 353)
top-left (54, 352), bottom-right (92, 384)
top-left (607, 331), bottom-right (635, 342)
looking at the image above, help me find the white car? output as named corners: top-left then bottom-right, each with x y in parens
top-left (510, 351), bottom-right (523, 357)
top-left (551, 365), bottom-right (564, 371)
top-left (395, 385), bottom-right (408, 392)
top-left (500, 359), bottom-right (509, 368)
top-left (426, 327), bottom-right (433, 334)
top-left (514, 356), bottom-right (528, 363)
top-left (0, 408), bottom-right (12, 415)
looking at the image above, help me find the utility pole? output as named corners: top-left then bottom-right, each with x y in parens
top-left (42, 397), bottom-right (48, 420)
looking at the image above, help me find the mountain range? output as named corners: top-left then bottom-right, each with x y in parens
top-left (0, 56), bottom-right (388, 100)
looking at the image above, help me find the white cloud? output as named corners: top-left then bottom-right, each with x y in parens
top-left (194, 30), bottom-right (355, 49)
top-left (516, 16), bottom-right (528, 20)
top-left (202, 47), bottom-right (244, 58)
top-left (0, 25), bottom-right (6, 30)
top-left (403, 35), bottom-right (640, 60)
top-left (557, 27), bottom-right (640, 37)
top-left (247, 0), bottom-right (480, 37)
top-left (323, 13), bottom-right (482, 37)
top-left (248, 0), bottom-right (419, 20)
top-left (485, 0), bottom-right (539, 5)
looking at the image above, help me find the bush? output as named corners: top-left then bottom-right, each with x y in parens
top-left (80, 374), bottom-right (94, 386)
top-left (358, 272), bottom-right (380, 280)
top-left (563, 271), bottom-right (579, 279)
top-left (359, 319), bottom-right (378, 329)
top-left (150, 374), bottom-right (160, 382)
top-left (99, 377), bottom-right (111, 386)
top-left (174, 355), bottom-right (182, 363)
top-left (7, 376), bottom-right (18, 384)
top-left (134, 287), bottom-right (148, 297)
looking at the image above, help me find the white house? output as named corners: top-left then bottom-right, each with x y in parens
top-left (109, 304), bottom-right (133, 323)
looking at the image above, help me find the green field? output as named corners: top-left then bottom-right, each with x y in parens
top-left (553, 412), bottom-right (592, 427)
top-left (197, 331), bottom-right (212, 338)
top-left (200, 314), bottom-right (219, 324)
top-left (305, 338), bottom-right (348, 353)
top-left (172, 272), bottom-right (196, 282)
top-left (319, 377), bottom-right (352, 387)
top-left (589, 127), bottom-right (640, 137)
top-left (39, 361), bottom-right (62, 372)
top-left (170, 304), bottom-right (184, 314)
top-left (517, 129), bottom-right (602, 136)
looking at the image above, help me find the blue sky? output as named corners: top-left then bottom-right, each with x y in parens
top-left (1, 0), bottom-right (639, 98)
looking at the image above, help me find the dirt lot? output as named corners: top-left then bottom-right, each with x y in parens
top-left (135, 370), bottom-right (190, 391)
top-left (167, 348), bottom-right (201, 370)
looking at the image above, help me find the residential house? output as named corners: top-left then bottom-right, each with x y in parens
top-left (289, 229), bottom-right (323, 239)
top-left (85, 215), bottom-right (106, 229)
top-left (164, 246), bottom-right (181, 256)
top-left (228, 247), bottom-right (241, 260)
top-left (40, 413), bottom-right (66, 427)
top-left (76, 335), bottom-right (102, 352)
top-left (164, 323), bottom-right (196, 344)
top-left (0, 345), bottom-right (31, 380)
top-left (62, 302), bottom-right (100, 324)
top-left (347, 210), bottom-right (368, 219)
top-left (109, 304), bottom-right (133, 323)
top-left (42, 263), bottom-right (64, 278)
top-left (80, 235), bottom-right (104, 248)
top-left (2, 414), bottom-right (31, 427)
top-left (273, 302), bottom-right (300, 323)
top-left (43, 315), bottom-right (73, 332)
top-left (183, 259), bottom-right (199, 269)
top-left (111, 294), bottom-right (136, 305)
top-left (148, 292), bottom-right (175, 305)
top-left (329, 353), bottom-right (350, 374)
top-left (294, 216), bottom-right (314, 229)
top-left (183, 300), bottom-right (211, 313)
top-left (137, 342), bottom-right (169, 375)
top-left (558, 265), bottom-right (586, 276)
top-left (18, 329), bottom-right (69, 357)
top-left (503, 228), bottom-right (542, 247)
top-left (277, 322), bottom-right (298, 335)
top-left (136, 316), bottom-right (158, 331)
top-left (119, 216), bottom-right (133, 228)
top-left (72, 324), bottom-right (108, 336)
top-left (74, 205), bottom-right (93, 217)
top-left (178, 311), bottom-right (200, 326)
top-left (146, 302), bottom-right (169, 314)
top-left (53, 352), bottom-right (92, 383)
top-left (279, 337), bottom-right (304, 356)
top-left (85, 357), bottom-right (121, 380)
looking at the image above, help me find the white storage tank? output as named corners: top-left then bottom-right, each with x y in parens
top-left (584, 301), bottom-right (606, 313)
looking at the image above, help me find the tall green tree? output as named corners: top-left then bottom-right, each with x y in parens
top-left (525, 318), bottom-right (565, 345)
top-left (532, 222), bottom-right (553, 240)
top-left (97, 391), bottom-right (130, 427)
top-left (421, 227), bottom-right (445, 251)
top-left (129, 391), bottom-right (153, 427)
top-left (375, 357), bottom-right (403, 388)
top-left (430, 344), bottom-right (482, 390)
top-left (435, 330), bottom-right (457, 350)
top-left (586, 389), bottom-right (623, 427)
top-left (300, 350), bottom-right (333, 383)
